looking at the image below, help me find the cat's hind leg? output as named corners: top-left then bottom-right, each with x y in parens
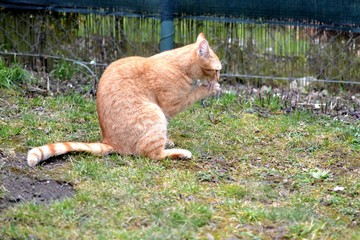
top-left (136, 104), bottom-right (192, 160)
top-left (138, 125), bottom-right (192, 160)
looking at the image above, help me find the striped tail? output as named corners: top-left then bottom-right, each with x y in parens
top-left (27, 142), bottom-right (114, 167)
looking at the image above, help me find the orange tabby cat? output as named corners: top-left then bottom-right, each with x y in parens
top-left (27, 33), bottom-right (222, 167)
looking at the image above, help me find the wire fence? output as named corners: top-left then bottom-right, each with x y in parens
top-left (1, 10), bottom-right (360, 91)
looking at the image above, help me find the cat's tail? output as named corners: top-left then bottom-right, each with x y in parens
top-left (27, 142), bottom-right (114, 167)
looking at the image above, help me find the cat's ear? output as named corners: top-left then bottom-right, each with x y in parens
top-left (198, 40), bottom-right (210, 57)
top-left (196, 32), bottom-right (206, 43)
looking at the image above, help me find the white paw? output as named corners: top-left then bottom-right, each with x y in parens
top-left (213, 82), bottom-right (221, 92)
top-left (162, 149), bottom-right (192, 160)
top-left (179, 149), bottom-right (192, 159)
top-left (165, 139), bottom-right (175, 149)
top-left (208, 82), bottom-right (221, 95)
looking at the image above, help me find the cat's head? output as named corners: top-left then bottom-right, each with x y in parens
top-left (193, 33), bottom-right (222, 81)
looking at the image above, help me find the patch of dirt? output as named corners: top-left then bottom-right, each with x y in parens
top-left (0, 150), bottom-right (74, 211)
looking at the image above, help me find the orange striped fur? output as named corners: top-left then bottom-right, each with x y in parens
top-left (27, 33), bottom-right (221, 166)
top-left (27, 142), bottom-right (114, 167)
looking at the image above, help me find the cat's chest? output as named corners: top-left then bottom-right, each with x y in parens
top-left (155, 81), bottom-right (196, 118)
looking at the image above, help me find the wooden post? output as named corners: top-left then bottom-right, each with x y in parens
top-left (160, 0), bottom-right (174, 52)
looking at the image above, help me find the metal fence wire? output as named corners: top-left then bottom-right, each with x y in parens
top-left (0, 10), bottom-right (360, 89)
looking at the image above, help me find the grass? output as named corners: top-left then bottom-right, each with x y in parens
top-left (0, 59), bottom-right (35, 89)
top-left (0, 67), bottom-right (360, 239)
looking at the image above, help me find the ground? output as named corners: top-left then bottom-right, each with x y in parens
top-left (0, 151), bottom-right (74, 211)
top-left (0, 78), bottom-right (359, 239)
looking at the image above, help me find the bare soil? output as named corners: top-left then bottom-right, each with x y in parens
top-left (0, 150), bottom-right (74, 212)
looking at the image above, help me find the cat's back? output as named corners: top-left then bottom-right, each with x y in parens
top-left (97, 54), bottom-right (160, 112)
top-left (101, 56), bottom-right (148, 83)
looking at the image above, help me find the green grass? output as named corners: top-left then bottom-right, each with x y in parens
top-left (1, 83), bottom-right (360, 239)
top-left (0, 58), bottom-right (35, 89)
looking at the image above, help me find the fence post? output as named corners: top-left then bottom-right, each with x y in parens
top-left (160, 0), bottom-right (174, 52)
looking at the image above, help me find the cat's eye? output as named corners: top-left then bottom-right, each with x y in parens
top-left (202, 68), bottom-right (220, 80)
top-left (203, 68), bottom-right (218, 73)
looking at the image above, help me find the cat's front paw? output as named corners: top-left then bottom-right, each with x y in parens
top-left (208, 82), bottom-right (221, 95)
top-left (165, 139), bottom-right (175, 149)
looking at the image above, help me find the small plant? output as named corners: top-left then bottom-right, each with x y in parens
top-left (253, 90), bottom-right (282, 112)
top-left (309, 168), bottom-right (330, 180)
top-left (287, 221), bottom-right (325, 239)
top-left (216, 91), bottom-right (238, 106)
top-left (52, 60), bottom-right (78, 81)
top-left (238, 207), bottom-right (267, 223)
top-left (0, 58), bottom-right (34, 88)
